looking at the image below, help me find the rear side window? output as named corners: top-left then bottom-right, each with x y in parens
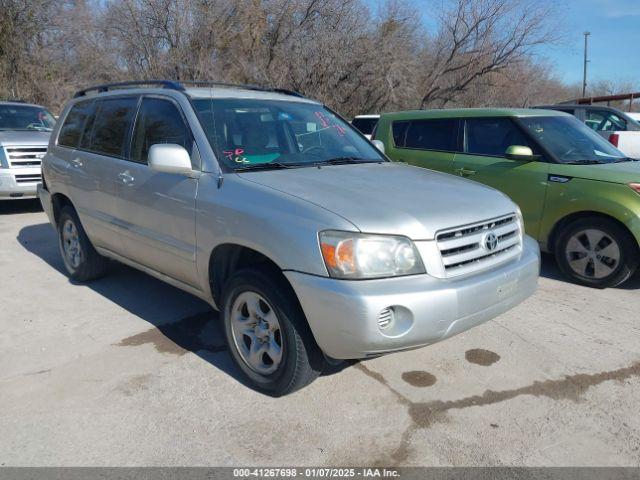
top-left (131, 98), bottom-right (192, 164)
top-left (58, 101), bottom-right (93, 148)
top-left (465, 118), bottom-right (533, 157)
top-left (88, 97), bottom-right (138, 158)
top-left (392, 121), bottom-right (409, 146)
top-left (399, 119), bottom-right (459, 151)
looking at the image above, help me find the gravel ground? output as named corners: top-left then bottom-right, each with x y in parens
top-left (1, 199), bottom-right (639, 467)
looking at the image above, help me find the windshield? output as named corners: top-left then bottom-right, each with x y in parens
top-left (192, 98), bottom-right (385, 170)
top-left (518, 116), bottom-right (626, 164)
top-left (0, 105), bottom-right (55, 132)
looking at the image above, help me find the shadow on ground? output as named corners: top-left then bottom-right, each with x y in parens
top-left (540, 252), bottom-right (640, 290)
top-left (0, 198), bottom-right (42, 215)
top-left (17, 222), bottom-right (349, 395)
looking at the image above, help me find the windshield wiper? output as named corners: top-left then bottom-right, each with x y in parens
top-left (234, 162), bottom-right (299, 172)
top-left (563, 160), bottom-right (605, 165)
top-left (313, 157), bottom-right (382, 166)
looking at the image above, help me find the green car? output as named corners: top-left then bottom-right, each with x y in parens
top-left (375, 108), bottom-right (640, 288)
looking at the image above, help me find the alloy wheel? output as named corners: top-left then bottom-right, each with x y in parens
top-left (565, 228), bottom-right (620, 279)
top-left (62, 219), bottom-right (83, 269)
top-left (230, 291), bottom-right (283, 375)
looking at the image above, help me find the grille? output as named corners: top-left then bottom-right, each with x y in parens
top-left (436, 214), bottom-right (522, 277)
top-left (377, 308), bottom-right (394, 330)
top-left (4, 146), bottom-right (47, 168)
top-left (14, 173), bottom-right (42, 184)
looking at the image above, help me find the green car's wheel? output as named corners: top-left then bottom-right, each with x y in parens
top-left (555, 217), bottom-right (639, 288)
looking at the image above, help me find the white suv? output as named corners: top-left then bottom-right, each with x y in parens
top-left (0, 101), bottom-right (55, 200)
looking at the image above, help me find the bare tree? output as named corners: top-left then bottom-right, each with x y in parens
top-left (1, 0), bottom-right (573, 115)
top-left (416, 0), bottom-right (557, 108)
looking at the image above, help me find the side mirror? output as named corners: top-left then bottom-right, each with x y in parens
top-left (148, 144), bottom-right (193, 175)
top-left (505, 145), bottom-right (539, 161)
top-left (371, 139), bottom-right (385, 154)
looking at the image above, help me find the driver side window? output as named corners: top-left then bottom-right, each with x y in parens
top-left (131, 98), bottom-right (193, 165)
top-left (465, 118), bottom-right (536, 157)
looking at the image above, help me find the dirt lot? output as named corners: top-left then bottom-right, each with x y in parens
top-left (1, 199), bottom-right (639, 467)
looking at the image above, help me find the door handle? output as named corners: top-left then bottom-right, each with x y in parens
top-left (454, 167), bottom-right (476, 176)
top-left (70, 158), bottom-right (83, 168)
top-left (118, 171), bottom-right (135, 185)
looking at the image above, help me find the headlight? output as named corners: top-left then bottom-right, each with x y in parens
top-left (319, 231), bottom-right (425, 279)
top-left (0, 148), bottom-right (7, 169)
top-left (515, 206), bottom-right (524, 234)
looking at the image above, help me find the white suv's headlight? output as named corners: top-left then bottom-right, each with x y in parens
top-left (0, 148), bottom-right (8, 169)
top-left (515, 206), bottom-right (524, 235)
top-left (319, 231), bottom-right (425, 279)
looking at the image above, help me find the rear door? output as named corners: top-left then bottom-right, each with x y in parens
top-left (452, 117), bottom-right (550, 237)
top-left (58, 97), bottom-right (138, 254)
top-left (387, 118), bottom-right (459, 174)
top-left (115, 96), bottom-right (199, 287)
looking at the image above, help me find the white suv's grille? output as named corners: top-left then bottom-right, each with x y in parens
top-left (436, 214), bottom-right (522, 277)
top-left (4, 146), bottom-right (47, 168)
top-left (14, 173), bottom-right (42, 184)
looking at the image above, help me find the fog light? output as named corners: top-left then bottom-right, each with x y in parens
top-left (378, 307), bottom-right (395, 330)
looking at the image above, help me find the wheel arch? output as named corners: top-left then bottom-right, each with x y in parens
top-left (50, 193), bottom-right (74, 226)
top-left (547, 211), bottom-right (640, 254)
top-left (208, 243), bottom-right (297, 308)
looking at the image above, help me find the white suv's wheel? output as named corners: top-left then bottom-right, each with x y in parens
top-left (221, 267), bottom-right (324, 396)
top-left (57, 206), bottom-right (109, 281)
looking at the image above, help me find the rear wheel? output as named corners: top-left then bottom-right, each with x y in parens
top-left (57, 206), bottom-right (109, 281)
top-left (221, 268), bottom-right (324, 396)
top-left (555, 217), bottom-right (638, 288)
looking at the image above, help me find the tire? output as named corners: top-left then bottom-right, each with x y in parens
top-left (57, 206), bottom-right (109, 282)
top-left (555, 217), bottom-right (639, 288)
top-left (221, 267), bottom-right (325, 396)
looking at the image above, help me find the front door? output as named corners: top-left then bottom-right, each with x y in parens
top-left (115, 96), bottom-right (199, 288)
top-left (452, 117), bottom-right (550, 238)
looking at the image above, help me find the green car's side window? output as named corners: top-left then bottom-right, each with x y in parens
top-left (464, 118), bottom-right (538, 157)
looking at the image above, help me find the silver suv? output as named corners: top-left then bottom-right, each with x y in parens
top-left (1, 101), bottom-right (55, 199)
top-left (39, 81), bottom-right (540, 395)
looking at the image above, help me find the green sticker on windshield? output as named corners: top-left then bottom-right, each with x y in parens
top-left (242, 153), bottom-right (281, 164)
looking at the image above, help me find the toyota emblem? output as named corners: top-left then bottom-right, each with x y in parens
top-left (484, 232), bottom-right (499, 251)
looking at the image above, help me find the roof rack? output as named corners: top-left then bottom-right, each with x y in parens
top-left (73, 79), bottom-right (306, 100)
top-left (73, 80), bottom-right (185, 98)
top-left (180, 80), bottom-right (305, 98)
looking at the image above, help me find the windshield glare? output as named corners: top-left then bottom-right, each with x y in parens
top-left (192, 98), bottom-right (384, 170)
top-left (519, 115), bottom-right (625, 163)
top-left (0, 105), bottom-right (55, 132)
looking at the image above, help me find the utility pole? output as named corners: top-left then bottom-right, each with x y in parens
top-left (582, 31), bottom-right (591, 97)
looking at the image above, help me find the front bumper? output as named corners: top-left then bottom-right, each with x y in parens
top-left (0, 169), bottom-right (40, 199)
top-left (285, 235), bottom-right (540, 359)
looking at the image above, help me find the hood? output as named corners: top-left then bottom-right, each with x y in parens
top-left (552, 161), bottom-right (640, 184)
top-left (237, 162), bottom-right (516, 240)
top-left (0, 130), bottom-right (51, 147)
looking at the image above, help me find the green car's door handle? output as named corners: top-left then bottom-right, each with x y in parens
top-left (454, 167), bottom-right (476, 176)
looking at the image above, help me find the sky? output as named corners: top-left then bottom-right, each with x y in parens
top-left (411, 0), bottom-right (640, 88)
top-left (548, 0), bottom-right (640, 86)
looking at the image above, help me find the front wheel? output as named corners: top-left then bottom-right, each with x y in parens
top-left (555, 217), bottom-right (639, 288)
top-left (221, 268), bottom-right (325, 396)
